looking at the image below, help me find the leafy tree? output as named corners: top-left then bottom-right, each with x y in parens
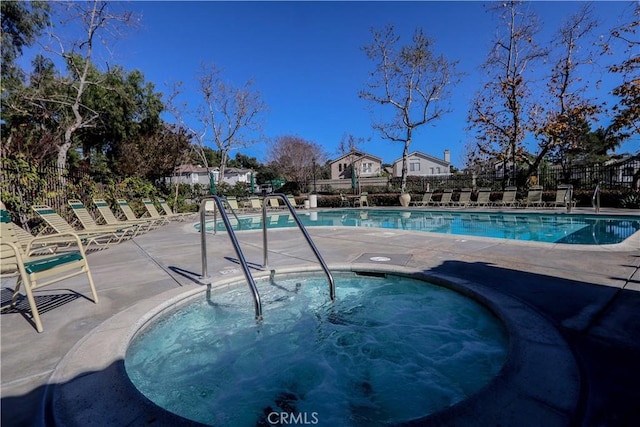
top-left (468, 1), bottom-right (547, 186)
top-left (231, 153), bottom-right (261, 170)
top-left (605, 4), bottom-right (639, 146)
top-left (0, 0), bottom-right (50, 83)
top-left (266, 135), bottom-right (325, 190)
top-left (360, 25), bottom-right (459, 194)
top-left (1, 55), bottom-right (61, 162)
top-left (116, 123), bottom-right (191, 182)
top-left (77, 67), bottom-right (164, 169)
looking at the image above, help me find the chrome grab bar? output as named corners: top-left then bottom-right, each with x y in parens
top-left (211, 197), bottom-right (242, 235)
top-left (592, 183), bottom-right (600, 214)
top-left (263, 194), bottom-right (335, 301)
top-left (563, 185), bottom-right (573, 213)
top-left (199, 196), bottom-right (263, 320)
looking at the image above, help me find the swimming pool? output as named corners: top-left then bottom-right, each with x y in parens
top-left (202, 209), bottom-right (640, 245)
top-left (125, 272), bottom-right (508, 426)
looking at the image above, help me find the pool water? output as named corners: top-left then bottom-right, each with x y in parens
top-left (203, 210), bottom-right (640, 245)
top-left (125, 272), bottom-right (508, 426)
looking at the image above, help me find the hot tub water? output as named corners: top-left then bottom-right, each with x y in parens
top-left (125, 272), bottom-right (508, 426)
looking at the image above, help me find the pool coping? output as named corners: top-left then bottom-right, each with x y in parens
top-left (47, 264), bottom-right (581, 426)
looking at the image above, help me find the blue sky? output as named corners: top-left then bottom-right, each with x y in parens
top-left (40, 1), bottom-right (640, 166)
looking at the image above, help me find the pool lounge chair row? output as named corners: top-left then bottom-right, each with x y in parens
top-left (222, 195), bottom-right (307, 213)
top-left (410, 186), bottom-right (575, 209)
top-left (1, 197), bottom-right (195, 333)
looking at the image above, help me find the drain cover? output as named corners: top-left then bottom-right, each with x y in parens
top-left (369, 256), bottom-right (392, 262)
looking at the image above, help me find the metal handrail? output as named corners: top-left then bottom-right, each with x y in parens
top-left (563, 184), bottom-right (573, 213)
top-left (199, 196), bottom-right (263, 320)
top-left (211, 197), bottom-right (242, 235)
top-left (263, 194), bottom-right (335, 301)
top-left (592, 183), bottom-right (600, 214)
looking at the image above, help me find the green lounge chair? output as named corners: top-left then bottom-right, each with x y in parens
top-left (1, 202), bottom-right (98, 333)
top-left (158, 199), bottom-right (195, 221)
top-left (68, 200), bottom-right (141, 238)
top-left (32, 205), bottom-right (126, 249)
top-left (141, 199), bottom-right (171, 224)
top-left (93, 198), bottom-right (158, 232)
top-left (116, 199), bottom-right (151, 223)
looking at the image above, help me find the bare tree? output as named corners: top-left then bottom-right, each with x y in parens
top-left (266, 135), bottom-right (325, 191)
top-left (336, 133), bottom-right (369, 157)
top-left (468, 1), bottom-right (547, 186)
top-left (529, 4), bottom-right (602, 176)
top-left (360, 25), bottom-right (459, 194)
top-left (165, 80), bottom-right (210, 167)
top-left (198, 63), bottom-right (267, 185)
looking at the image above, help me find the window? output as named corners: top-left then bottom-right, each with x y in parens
top-left (436, 167), bottom-right (441, 174)
top-left (191, 173), bottom-right (198, 184)
top-left (338, 164), bottom-right (343, 172)
top-left (361, 162), bottom-right (372, 173)
top-left (410, 162), bottom-right (420, 172)
top-left (430, 167), bottom-right (434, 174)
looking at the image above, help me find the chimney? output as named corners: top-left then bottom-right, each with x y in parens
top-left (444, 149), bottom-right (450, 163)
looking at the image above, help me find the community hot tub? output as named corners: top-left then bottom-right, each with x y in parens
top-left (47, 267), bottom-right (581, 426)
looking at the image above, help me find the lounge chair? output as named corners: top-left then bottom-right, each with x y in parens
top-left (287, 195), bottom-right (304, 209)
top-left (158, 199), bottom-right (196, 221)
top-left (3, 204), bottom-right (66, 254)
top-left (93, 198), bottom-right (158, 232)
top-left (268, 197), bottom-right (284, 209)
top-left (410, 192), bottom-right (433, 207)
top-left (1, 202), bottom-right (98, 333)
top-left (68, 200), bottom-right (142, 238)
top-left (32, 205), bottom-right (128, 249)
top-left (451, 189), bottom-right (472, 207)
top-left (519, 186), bottom-right (544, 208)
top-left (115, 199), bottom-right (154, 225)
top-left (435, 189), bottom-right (453, 207)
top-left (339, 193), bottom-right (352, 207)
top-left (141, 199), bottom-right (171, 224)
top-left (223, 196), bottom-right (245, 213)
top-left (248, 196), bottom-right (263, 211)
top-left (353, 192), bottom-right (369, 207)
top-left (471, 188), bottom-right (492, 207)
top-left (548, 185), bottom-right (576, 209)
top-left (493, 187), bottom-right (518, 208)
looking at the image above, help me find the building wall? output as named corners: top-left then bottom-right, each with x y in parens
top-left (392, 154), bottom-right (450, 177)
top-left (330, 155), bottom-right (382, 180)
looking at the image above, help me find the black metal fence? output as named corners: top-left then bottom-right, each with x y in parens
top-left (389, 159), bottom-right (640, 194)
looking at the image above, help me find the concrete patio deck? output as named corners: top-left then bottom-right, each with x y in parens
top-left (1, 207), bottom-right (639, 426)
